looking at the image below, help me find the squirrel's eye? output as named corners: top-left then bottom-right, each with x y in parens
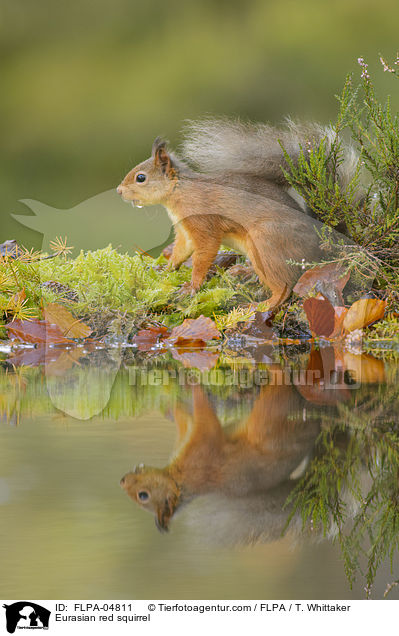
top-left (138, 491), bottom-right (149, 502)
top-left (136, 173), bottom-right (147, 183)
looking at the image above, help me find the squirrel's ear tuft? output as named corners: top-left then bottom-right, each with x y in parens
top-left (152, 136), bottom-right (167, 157)
top-left (152, 137), bottom-right (175, 177)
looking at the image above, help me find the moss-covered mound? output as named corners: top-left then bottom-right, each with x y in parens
top-left (0, 245), bottom-right (266, 339)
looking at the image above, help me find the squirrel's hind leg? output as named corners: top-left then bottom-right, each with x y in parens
top-left (246, 235), bottom-right (294, 308)
top-left (264, 286), bottom-right (291, 309)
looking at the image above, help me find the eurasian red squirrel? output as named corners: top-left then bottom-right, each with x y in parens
top-left (117, 119), bottom-right (360, 307)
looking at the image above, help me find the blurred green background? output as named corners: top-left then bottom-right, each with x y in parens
top-left (1, 0), bottom-right (399, 253)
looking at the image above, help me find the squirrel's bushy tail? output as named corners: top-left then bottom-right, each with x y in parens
top-left (181, 117), bottom-right (360, 193)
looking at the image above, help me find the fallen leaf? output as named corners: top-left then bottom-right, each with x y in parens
top-left (43, 303), bottom-right (92, 338)
top-left (167, 315), bottom-right (221, 346)
top-left (294, 262), bottom-right (350, 306)
top-left (343, 298), bottom-right (387, 332)
top-left (133, 324), bottom-right (170, 351)
top-left (303, 296), bottom-right (335, 337)
top-left (6, 319), bottom-right (71, 344)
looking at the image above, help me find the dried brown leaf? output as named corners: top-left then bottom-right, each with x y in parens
top-left (6, 319), bottom-right (71, 344)
top-left (303, 296), bottom-right (335, 337)
top-left (167, 315), bottom-right (221, 345)
top-left (294, 262), bottom-right (350, 305)
top-left (343, 298), bottom-right (387, 333)
top-left (43, 303), bottom-right (92, 338)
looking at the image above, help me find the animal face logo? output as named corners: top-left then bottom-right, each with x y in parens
top-left (3, 602), bottom-right (51, 634)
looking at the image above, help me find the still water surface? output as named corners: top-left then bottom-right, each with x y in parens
top-left (1, 344), bottom-right (398, 599)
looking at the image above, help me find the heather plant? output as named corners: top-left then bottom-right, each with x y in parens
top-left (284, 369), bottom-right (399, 597)
top-left (281, 55), bottom-right (399, 310)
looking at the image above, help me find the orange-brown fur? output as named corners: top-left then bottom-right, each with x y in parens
top-left (117, 139), bottom-right (325, 308)
top-left (120, 380), bottom-right (319, 531)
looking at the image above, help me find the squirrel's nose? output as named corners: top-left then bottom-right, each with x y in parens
top-left (120, 475), bottom-right (126, 486)
top-left (116, 185), bottom-right (123, 195)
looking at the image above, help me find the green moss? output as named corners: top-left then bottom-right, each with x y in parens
top-left (365, 315), bottom-right (399, 341)
top-left (0, 245), bottom-right (262, 337)
top-left (362, 315), bottom-right (399, 359)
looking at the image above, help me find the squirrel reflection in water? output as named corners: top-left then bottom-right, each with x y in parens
top-left (120, 374), bottom-right (321, 537)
